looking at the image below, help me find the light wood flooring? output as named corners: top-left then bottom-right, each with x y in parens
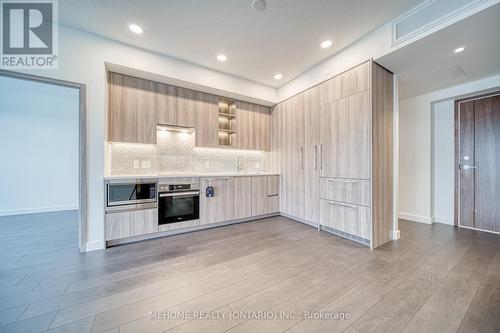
top-left (0, 210), bottom-right (499, 333)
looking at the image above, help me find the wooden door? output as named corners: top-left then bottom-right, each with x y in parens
top-left (194, 91), bottom-right (218, 147)
top-left (349, 90), bottom-right (371, 179)
top-left (200, 178), bottom-right (235, 225)
top-left (234, 177), bottom-right (252, 219)
top-left (236, 101), bottom-right (254, 149)
top-left (156, 83), bottom-right (177, 125)
top-left (304, 86), bottom-right (321, 223)
top-left (458, 95), bottom-right (500, 233)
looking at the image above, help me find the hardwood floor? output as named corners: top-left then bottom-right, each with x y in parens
top-left (0, 211), bottom-right (499, 333)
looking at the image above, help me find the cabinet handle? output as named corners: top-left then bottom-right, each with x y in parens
top-left (327, 201), bottom-right (358, 209)
top-left (319, 144), bottom-right (323, 171)
top-left (327, 179), bottom-right (363, 184)
top-left (314, 145), bottom-right (318, 170)
top-left (300, 147), bottom-right (304, 171)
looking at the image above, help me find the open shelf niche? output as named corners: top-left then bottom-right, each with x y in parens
top-left (218, 98), bottom-right (237, 147)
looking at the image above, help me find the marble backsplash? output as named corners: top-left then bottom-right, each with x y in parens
top-left (109, 127), bottom-right (263, 175)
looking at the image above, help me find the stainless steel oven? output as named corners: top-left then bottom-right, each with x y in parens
top-left (106, 181), bottom-right (157, 211)
top-left (158, 183), bottom-right (200, 225)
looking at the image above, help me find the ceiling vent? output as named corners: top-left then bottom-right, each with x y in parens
top-left (392, 0), bottom-right (481, 45)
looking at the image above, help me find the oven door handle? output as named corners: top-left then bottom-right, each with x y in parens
top-left (159, 191), bottom-right (200, 197)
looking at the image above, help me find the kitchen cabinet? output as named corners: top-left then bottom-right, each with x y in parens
top-left (234, 176), bottom-right (253, 219)
top-left (236, 101), bottom-right (270, 151)
top-left (279, 95), bottom-right (305, 220)
top-left (252, 176), bottom-right (279, 216)
top-left (195, 91), bottom-right (219, 147)
top-left (156, 83), bottom-right (177, 125)
top-left (176, 87), bottom-right (196, 128)
top-left (304, 86), bottom-right (321, 224)
top-left (105, 208), bottom-right (158, 241)
top-left (108, 72), bottom-right (157, 144)
top-left (270, 60), bottom-right (393, 249)
top-left (200, 178), bottom-right (235, 225)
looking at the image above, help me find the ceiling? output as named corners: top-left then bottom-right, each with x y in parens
top-left (59, 0), bottom-right (422, 87)
top-left (377, 2), bottom-right (500, 100)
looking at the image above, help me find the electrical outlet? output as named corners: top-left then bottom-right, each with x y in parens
top-left (133, 160), bottom-right (140, 168)
top-left (141, 160), bottom-right (151, 169)
top-left (205, 161), bottom-right (210, 169)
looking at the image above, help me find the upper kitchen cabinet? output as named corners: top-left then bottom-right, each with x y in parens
top-left (108, 72), bottom-right (157, 144)
top-left (236, 101), bottom-right (270, 151)
top-left (340, 61), bottom-right (371, 97)
top-left (156, 83), bottom-right (177, 125)
top-left (175, 87), bottom-right (196, 128)
top-left (195, 92), bottom-right (219, 147)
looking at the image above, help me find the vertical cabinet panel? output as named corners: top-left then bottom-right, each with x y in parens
top-left (200, 178), bottom-right (235, 225)
top-left (176, 87), bottom-right (196, 128)
top-left (195, 92), bottom-right (219, 147)
top-left (304, 86), bottom-right (321, 224)
top-left (156, 83), bottom-right (177, 125)
top-left (341, 61), bottom-right (370, 97)
top-left (320, 97), bottom-right (350, 178)
top-left (320, 75), bottom-right (341, 104)
top-left (252, 176), bottom-right (279, 216)
top-left (234, 177), bottom-right (253, 219)
top-left (105, 208), bottom-right (158, 241)
top-left (349, 90), bottom-right (371, 179)
top-left (236, 101), bottom-right (254, 149)
top-left (136, 79), bottom-right (157, 144)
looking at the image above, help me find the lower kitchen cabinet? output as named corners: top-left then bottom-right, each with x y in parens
top-left (319, 199), bottom-right (371, 241)
top-left (234, 177), bottom-right (253, 219)
top-left (252, 176), bottom-right (280, 216)
top-left (105, 208), bottom-right (158, 241)
top-left (200, 178), bottom-right (235, 225)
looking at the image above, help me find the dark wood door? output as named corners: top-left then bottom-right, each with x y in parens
top-left (458, 94), bottom-right (500, 232)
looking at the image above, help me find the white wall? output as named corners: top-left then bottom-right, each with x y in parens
top-left (432, 100), bottom-right (455, 225)
top-left (0, 76), bottom-right (79, 216)
top-left (398, 74), bottom-right (500, 225)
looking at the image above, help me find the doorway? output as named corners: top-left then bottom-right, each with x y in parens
top-left (455, 93), bottom-right (500, 233)
top-left (0, 70), bottom-right (87, 251)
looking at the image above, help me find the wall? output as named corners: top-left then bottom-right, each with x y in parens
top-left (432, 100), bottom-right (455, 225)
top-left (0, 76), bottom-right (79, 216)
top-left (110, 128), bottom-right (263, 175)
top-left (12, 26), bottom-right (276, 251)
top-left (398, 74), bottom-right (500, 224)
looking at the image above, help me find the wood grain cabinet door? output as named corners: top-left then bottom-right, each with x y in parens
top-left (194, 92), bottom-right (218, 147)
top-left (176, 87), bottom-right (196, 128)
top-left (341, 61), bottom-right (371, 98)
top-left (200, 178), bottom-right (235, 225)
top-left (234, 177), bottom-right (252, 219)
top-left (108, 73), bottom-right (156, 144)
top-left (349, 90), bottom-right (371, 179)
top-left (320, 97), bottom-right (350, 178)
top-left (156, 83), bottom-right (177, 125)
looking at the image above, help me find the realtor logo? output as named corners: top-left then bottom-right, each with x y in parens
top-left (1, 0), bottom-right (58, 68)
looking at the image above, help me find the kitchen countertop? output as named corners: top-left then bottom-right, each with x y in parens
top-left (103, 172), bottom-right (280, 181)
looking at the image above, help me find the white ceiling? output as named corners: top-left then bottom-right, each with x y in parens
top-left (377, 3), bottom-right (500, 100)
top-left (59, 0), bottom-right (422, 88)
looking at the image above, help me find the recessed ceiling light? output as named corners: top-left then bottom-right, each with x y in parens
top-left (454, 46), bottom-right (466, 53)
top-left (274, 74), bottom-right (283, 80)
top-left (217, 54), bottom-right (227, 62)
top-left (321, 40), bottom-right (332, 49)
top-left (129, 24), bottom-right (143, 34)
top-left (252, 0), bottom-right (267, 12)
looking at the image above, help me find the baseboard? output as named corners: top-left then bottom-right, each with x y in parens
top-left (85, 240), bottom-right (105, 252)
top-left (432, 215), bottom-right (454, 225)
top-left (398, 212), bottom-right (432, 224)
top-left (0, 205), bottom-right (79, 217)
top-left (392, 230), bottom-right (401, 240)
top-left (279, 213), bottom-right (319, 228)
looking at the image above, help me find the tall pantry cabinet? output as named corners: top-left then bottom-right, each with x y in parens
top-left (269, 60), bottom-right (394, 249)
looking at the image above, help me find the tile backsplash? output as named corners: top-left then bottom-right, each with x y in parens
top-left (109, 127), bottom-right (263, 175)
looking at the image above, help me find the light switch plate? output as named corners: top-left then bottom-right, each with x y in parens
top-left (133, 160), bottom-right (140, 168)
top-left (141, 160), bottom-right (151, 169)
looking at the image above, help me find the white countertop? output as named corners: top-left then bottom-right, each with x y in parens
top-left (104, 172), bottom-right (279, 181)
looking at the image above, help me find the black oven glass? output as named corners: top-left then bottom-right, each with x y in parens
top-left (159, 194), bottom-right (199, 224)
top-left (108, 183), bottom-right (156, 204)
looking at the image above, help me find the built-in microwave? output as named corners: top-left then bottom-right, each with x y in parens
top-left (106, 181), bottom-right (157, 211)
top-left (158, 183), bottom-right (200, 225)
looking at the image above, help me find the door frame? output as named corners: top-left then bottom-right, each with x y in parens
top-left (454, 91), bottom-right (500, 229)
top-left (0, 69), bottom-right (88, 251)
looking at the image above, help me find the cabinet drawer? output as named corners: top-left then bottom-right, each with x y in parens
top-left (320, 178), bottom-right (371, 206)
top-left (320, 199), bottom-right (371, 240)
top-left (106, 208), bottom-right (158, 241)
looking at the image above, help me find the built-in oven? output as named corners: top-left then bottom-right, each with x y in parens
top-left (106, 181), bottom-right (157, 212)
top-left (158, 183), bottom-right (200, 225)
